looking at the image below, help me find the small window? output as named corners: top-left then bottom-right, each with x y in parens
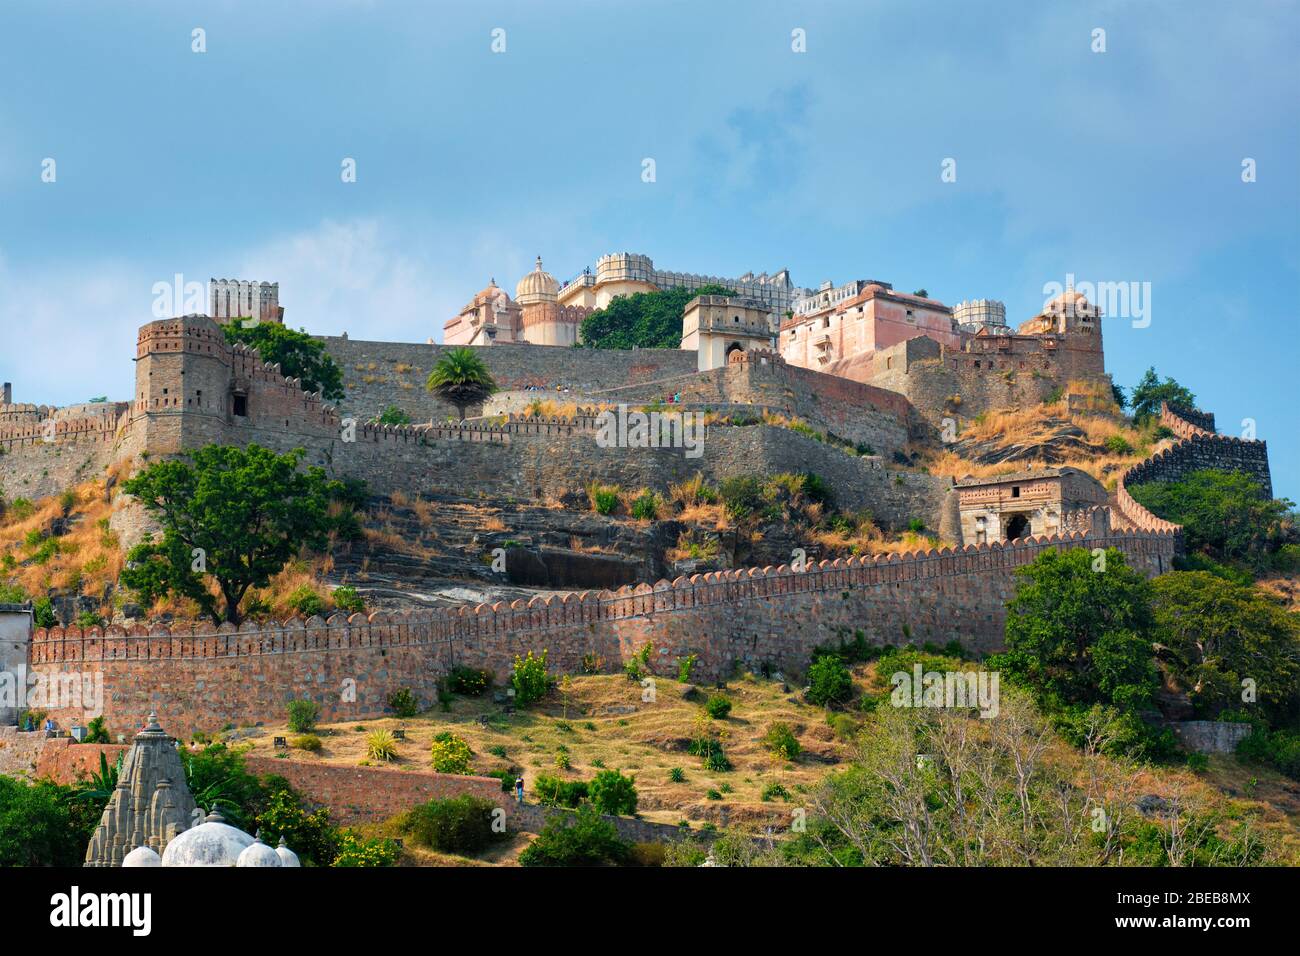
top-left (1011, 486), bottom-right (1020, 498)
top-left (233, 394), bottom-right (248, 417)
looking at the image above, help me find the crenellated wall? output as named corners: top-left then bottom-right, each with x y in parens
top-left (27, 525), bottom-right (1178, 735)
top-left (1115, 402), bottom-right (1272, 532)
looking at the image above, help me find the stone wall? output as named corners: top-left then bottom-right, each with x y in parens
top-left (27, 525), bottom-right (1178, 735)
top-left (1116, 403), bottom-right (1273, 531)
top-left (1166, 721), bottom-right (1253, 755)
top-left (0, 726), bottom-right (47, 779)
top-left (320, 335), bottom-right (700, 422)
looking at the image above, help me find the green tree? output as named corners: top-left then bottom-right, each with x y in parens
top-left (587, 769), bottom-right (638, 815)
top-left (1128, 469), bottom-right (1294, 571)
top-left (0, 776), bottom-right (96, 866)
top-left (518, 804), bottom-right (630, 866)
top-left (425, 347), bottom-right (497, 421)
top-left (222, 322), bottom-right (345, 401)
top-left (373, 404), bottom-right (411, 426)
top-left (1128, 367), bottom-right (1196, 424)
top-left (121, 445), bottom-right (360, 624)
top-left (993, 548), bottom-right (1158, 712)
top-left (579, 284), bottom-right (736, 350)
top-left (807, 654), bottom-right (854, 707)
top-left (1151, 571), bottom-right (1300, 721)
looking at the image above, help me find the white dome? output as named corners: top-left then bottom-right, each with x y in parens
top-left (237, 836), bottom-right (283, 868)
top-left (122, 845), bottom-right (161, 867)
top-left (160, 810), bottom-right (255, 867)
top-left (275, 836), bottom-right (301, 867)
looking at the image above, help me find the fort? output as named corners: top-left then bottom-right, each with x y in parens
top-left (0, 262), bottom-right (1276, 736)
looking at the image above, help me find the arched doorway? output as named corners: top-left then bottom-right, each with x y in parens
top-left (726, 343), bottom-right (746, 364)
top-left (1005, 514), bottom-right (1030, 540)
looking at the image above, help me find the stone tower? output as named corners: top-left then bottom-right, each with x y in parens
top-left (84, 712), bottom-right (198, 867)
top-left (209, 279), bottom-right (282, 324)
top-left (131, 315), bottom-right (237, 453)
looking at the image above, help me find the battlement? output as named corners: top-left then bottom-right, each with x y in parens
top-left (1115, 402), bottom-right (1271, 533)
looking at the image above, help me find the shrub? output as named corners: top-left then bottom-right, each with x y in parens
top-left (687, 737), bottom-right (732, 772)
top-left (668, 767), bottom-right (685, 783)
top-left (807, 655), bottom-right (854, 707)
top-left (430, 732), bottom-right (473, 774)
top-left (1104, 433), bottom-right (1134, 455)
top-left (32, 598), bottom-right (56, 629)
top-left (533, 774), bottom-right (589, 808)
top-left (332, 585), bottom-right (365, 613)
top-left (331, 831), bottom-right (400, 867)
top-left (704, 695), bottom-right (732, 719)
top-left (84, 716), bottom-right (110, 744)
top-left (718, 476), bottom-right (765, 522)
top-left (403, 795), bottom-right (504, 854)
top-left (630, 491), bottom-right (660, 521)
top-left (763, 722), bottom-right (801, 760)
top-left (292, 734), bottom-right (322, 752)
top-left (518, 805), bottom-right (630, 867)
top-left (554, 748), bottom-right (571, 771)
top-left (580, 652), bottom-right (603, 675)
top-left (511, 649), bottom-right (551, 705)
top-left (588, 769), bottom-right (638, 815)
top-left (706, 788), bottom-right (722, 800)
top-left (624, 656), bottom-right (645, 682)
top-left (676, 654), bottom-right (699, 683)
top-left (286, 699), bottom-right (320, 733)
top-left (387, 688), bottom-right (419, 718)
top-left (907, 518), bottom-right (927, 534)
top-left (286, 584), bottom-right (326, 618)
top-left (587, 482), bottom-right (620, 516)
top-left (366, 730), bottom-right (398, 762)
top-left (447, 666), bottom-right (492, 696)
top-left (761, 781), bottom-right (791, 802)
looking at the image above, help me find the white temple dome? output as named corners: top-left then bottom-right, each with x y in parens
top-left (516, 257), bottom-right (559, 303)
top-left (122, 845), bottom-right (161, 867)
top-left (276, 836), bottom-right (301, 868)
top-left (236, 834), bottom-right (283, 868)
top-left (160, 810), bottom-right (255, 867)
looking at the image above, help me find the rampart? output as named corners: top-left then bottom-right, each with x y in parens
top-left (1116, 403), bottom-right (1273, 531)
top-left (28, 525), bottom-right (1178, 735)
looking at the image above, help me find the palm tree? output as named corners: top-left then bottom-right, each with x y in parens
top-left (426, 347), bottom-right (498, 421)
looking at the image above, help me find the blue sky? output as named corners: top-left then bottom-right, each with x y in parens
top-left (1, 0), bottom-right (1296, 498)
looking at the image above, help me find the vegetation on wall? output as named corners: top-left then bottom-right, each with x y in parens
top-left (579, 284), bottom-right (736, 350)
top-left (222, 321), bottom-right (345, 402)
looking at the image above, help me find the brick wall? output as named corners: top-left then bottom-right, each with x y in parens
top-left (28, 525), bottom-right (1178, 736)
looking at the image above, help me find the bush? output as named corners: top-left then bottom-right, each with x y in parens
top-left (292, 734), bottom-right (322, 752)
top-left (286, 699), bottom-right (320, 733)
top-left (763, 722), bottom-right (801, 760)
top-left (630, 491), bottom-right (660, 521)
top-left (403, 795), bottom-right (504, 854)
top-left (1104, 434), bottom-right (1134, 455)
top-left (533, 774), bottom-right (589, 808)
top-left (366, 730), bottom-right (398, 762)
top-left (668, 767), bottom-right (685, 783)
top-left (704, 695), bottom-right (732, 719)
top-left (32, 597), bottom-right (57, 629)
top-left (807, 655), bottom-right (853, 706)
top-left (518, 805), bottom-right (630, 867)
top-left (447, 666), bottom-right (491, 696)
top-left (430, 732), bottom-right (473, 774)
top-left (761, 782), bottom-right (791, 802)
top-left (387, 688), bottom-right (419, 718)
top-left (511, 649), bottom-right (551, 705)
top-left (588, 769), bottom-right (638, 816)
top-left (84, 716), bottom-right (110, 744)
top-left (286, 584), bottom-right (327, 618)
top-left (331, 831), bottom-right (400, 867)
top-left (587, 482), bottom-right (620, 516)
top-left (676, 654), bottom-right (698, 683)
top-left (687, 737), bottom-right (732, 772)
top-left (332, 585), bottom-right (365, 613)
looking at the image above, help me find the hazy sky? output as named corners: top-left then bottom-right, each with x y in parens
top-left (1, 0), bottom-right (1296, 497)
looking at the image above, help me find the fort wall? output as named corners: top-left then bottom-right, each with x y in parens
top-left (28, 526), bottom-right (1178, 736)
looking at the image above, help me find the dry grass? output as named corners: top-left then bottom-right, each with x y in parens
top-left (0, 476), bottom-right (125, 613)
top-left (239, 671), bottom-right (854, 828)
top-left (481, 516), bottom-right (508, 533)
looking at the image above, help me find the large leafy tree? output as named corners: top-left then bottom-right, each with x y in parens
top-left (223, 322), bottom-right (345, 402)
top-left (0, 776), bottom-right (99, 866)
top-left (121, 445), bottom-right (362, 624)
top-left (1128, 366), bottom-right (1196, 424)
top-left (1128, 469), bottom-right (1295, 571)
top-left (425, 347), bottom-right (497, 421)
top-left (994, 548), bottom-right (1159, 712)
top-left (1151, 571), bottom-right (1300, 722)
top-left (579, 284), bottom-right (736, 350)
